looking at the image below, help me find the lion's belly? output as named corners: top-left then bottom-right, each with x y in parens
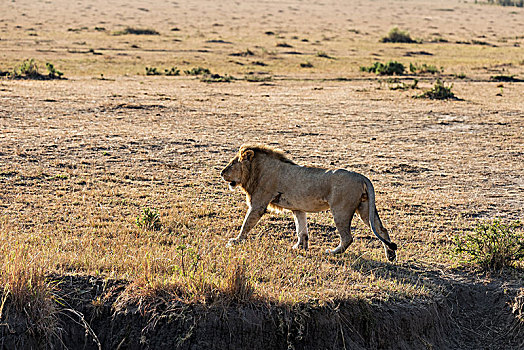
top-left (271, 193), bottom-right (330, 212)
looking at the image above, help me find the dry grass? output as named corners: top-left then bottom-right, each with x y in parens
top-left (0, 0), bottom-right (523, 321)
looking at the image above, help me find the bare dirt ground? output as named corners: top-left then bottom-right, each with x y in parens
top-left (0, 0), bottom-right (523, 348)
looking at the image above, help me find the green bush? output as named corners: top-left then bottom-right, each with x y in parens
top-left (360, 61), bottom-right (405, 75)
top-left (416, 79), bottom-right (456, 99)
top-left (455, 220), bottom-right (524, 270)
top-left (380, 27), bottom-right (416, 43)
top-left (136, 208), bottom-right (162, 231)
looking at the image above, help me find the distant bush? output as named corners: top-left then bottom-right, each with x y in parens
top-left (117, 27), bottom-right (159, 35)
top-left (145, 67), bottom-right (161, 76)
top-left (360, 61), bottom-right (405, 75)
top-left (490, 75), bottom-right (522, 82)
top-left (454, 220), bottom-right (524, 270)
top-left (184, 67), bottom-right (211, 76)
top-left (201, 73), bottom-right (234, 83)
top-left (380, 27), bottom-right (416, 43)
top-left (483, 0), bottom-right (523, 7)
top-left (10, 59), bottom-right (65, 80)
top-left (300, 61), bottom-right (314, 68)
top-left (145, 67), bottom-right (180, 76)
top-left (244, 74), bottom-right (272, 82)
top-left (409, 63), bottom-right (440, 74)
top-left (416, 79), bottom-right (456, 99)
top-left (316, 51), bottom-right (334, 59)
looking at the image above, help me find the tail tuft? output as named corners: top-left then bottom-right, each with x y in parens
top-left (389, 242), bottom-right (397, 251)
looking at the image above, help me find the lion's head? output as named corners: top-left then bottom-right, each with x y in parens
top-left (221, 147), bottom-right (254, 190)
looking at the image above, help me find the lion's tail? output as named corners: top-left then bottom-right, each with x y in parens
top-left (363, 177), bottom-right (397, 251)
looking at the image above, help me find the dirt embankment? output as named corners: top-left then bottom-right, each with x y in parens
top-left (1, 273), bottom-right (522, 350)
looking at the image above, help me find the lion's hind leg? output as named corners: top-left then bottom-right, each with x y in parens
top-left (292, 210), bottom-right (309, 249)
top-left (326, 208), bottom-right (354, 255)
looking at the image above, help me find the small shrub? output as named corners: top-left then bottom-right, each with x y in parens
top-left (454, 220), bottom-right (524, 270)
top-left (229, 49), bottom-right (255, 57)
top-left (300, 61), bottom-right (314, 68)
top-left (251, 61), bottom-right (267, 66)
top-left (136, 208), bottom-right (162, 231)
top-left (145, 67), bottom-right (161, 76)
top-left (416, 79), bottom-right (456, 99)
top-left (453, 73), bottom-right (467, 79)
top-left (316, 51), bottom-right (334, 59)
top-left (145, 67), bottom-right (179, 76)
top-left (184, 67), bottom-right (211, 76)
top-left (276, 42), bottom-right (292, 48)
top-left (45, 63), bottom-right (64, 78)
top-left (118, 27), bottom-right (159, 35)
top-left (14, 58), bottom-right (40, 78)
top-left (360, 61), bottom-right (405, 75)
top-left (164, 67), bottom-right (180, 76)
top-left (11, 59), bottom-right (64, 80)
top-left (244, 74), bottom-right (272, 82)
top-left (409, 63), bottom-right (440, 74)
top-left (201, 73), bottom-right (233, 83)
top-left (380, 27), bottom-right (416, 43)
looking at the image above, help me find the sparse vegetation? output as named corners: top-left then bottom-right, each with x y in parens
top-left (380, 27), bottom-right (416, 43)
top-left (454, 220), bottom-right (524, 270)
top-left (300, 61), bottom-right (314, 68)
top-left (416, 79), bottom-right (457, 99)
top-left (360, 61), bottom-right (405, 75)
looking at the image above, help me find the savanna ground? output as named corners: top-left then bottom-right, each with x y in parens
top-left (0, 0), bottom-right (523, 348)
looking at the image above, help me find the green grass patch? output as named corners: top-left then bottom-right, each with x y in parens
top-left (416, 79), bottom-right (457, 100)
top-left (360, 61), bottom-right (405, 75)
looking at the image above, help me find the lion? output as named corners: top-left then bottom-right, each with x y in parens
top-left (220, 144), bottom-right (397, 261)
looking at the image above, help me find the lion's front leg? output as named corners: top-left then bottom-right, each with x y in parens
top-left (227, 205), bottom-right (266, 246)
top-left (292, 210), bottom-right (309, 249)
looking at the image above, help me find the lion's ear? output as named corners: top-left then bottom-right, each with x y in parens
top-left (241, 149), bottom-right (255, 162)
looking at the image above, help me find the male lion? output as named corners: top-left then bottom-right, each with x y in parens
top-left (221, 144), bottom-right (397, 261)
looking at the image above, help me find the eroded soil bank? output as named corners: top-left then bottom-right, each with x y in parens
top-left (1, 273), bottom-right (522, 350)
